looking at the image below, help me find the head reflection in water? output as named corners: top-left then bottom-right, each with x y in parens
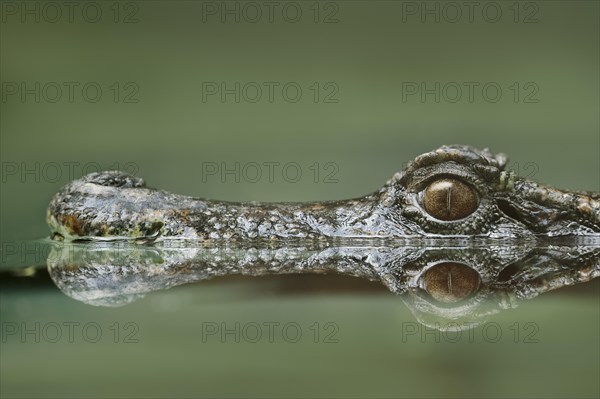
top-left (47, 242), bottom-right (599, 330)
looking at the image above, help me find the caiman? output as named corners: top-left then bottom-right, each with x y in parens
top-left (46, 145), bottom-right (600, 242)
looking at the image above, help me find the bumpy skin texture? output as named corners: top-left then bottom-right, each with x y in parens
top-left (48, 242), bottom-right (599, 331)
top-left (47, 145), bottom-right (600, 241)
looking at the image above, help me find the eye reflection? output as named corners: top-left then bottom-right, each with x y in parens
top-left (423, 179), bottom-right (478, 221)
top-left (422, 262), bottom-right (480, 303)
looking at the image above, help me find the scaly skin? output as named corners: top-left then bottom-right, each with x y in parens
top-left (47, 145), bottom-right (600, 242)
top-left (47, 242), bottom-right (599, 331)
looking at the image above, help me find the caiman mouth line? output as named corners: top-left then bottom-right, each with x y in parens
top-left (46, 145), bottom-right (600, 243)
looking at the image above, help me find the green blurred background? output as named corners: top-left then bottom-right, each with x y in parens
top-left (1, 0), bottom-right (598, 240)
top-left (1, 1), bottom-right (599, 398)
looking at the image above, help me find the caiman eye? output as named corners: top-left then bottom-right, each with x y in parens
top-left (423, 178), bottom-right (478, 221)
top-left (422, 262), bottom-right (480, 303)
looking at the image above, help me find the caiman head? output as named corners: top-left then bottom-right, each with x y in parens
top-left (46, 145), bottom-right (600, 241)
top-left (373, 145), bottom-right (599, 239)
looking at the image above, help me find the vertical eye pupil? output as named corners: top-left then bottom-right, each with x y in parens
top-left (422, 262), bottom-right (480, 303)
top-left (423, 179), bottom-right (478, 221)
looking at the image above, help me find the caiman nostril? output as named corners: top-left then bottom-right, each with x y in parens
top-left (82, 171), bottom-right (145, 188)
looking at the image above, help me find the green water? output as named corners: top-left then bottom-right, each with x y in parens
top-left (1, 266), bottom-right (599, 398)
top-left (1, 1), bottom-right (599, 397)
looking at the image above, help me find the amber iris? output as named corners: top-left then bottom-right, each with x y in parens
top-left (423, 179), bottom-right (478, 220)
top-left (422, 262), bottom-right (480, 303)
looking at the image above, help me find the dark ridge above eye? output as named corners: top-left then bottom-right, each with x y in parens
top-left (497, 262), bottom-right (525, 283)
top-left (397, 145), bottom-right (508, 185)
top-left (423, 179), bottom-right (478, 221)
top-left (496, 199), bottom-right (523, 222)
